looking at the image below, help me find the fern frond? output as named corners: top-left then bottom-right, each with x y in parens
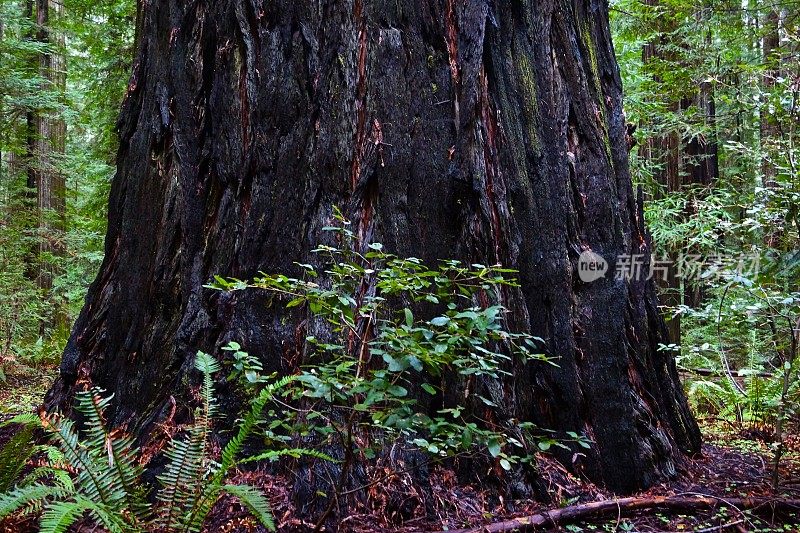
top-left (73, 495), bottom-right (134, 533)
top-left (0, 423), bottom-right (36, 492)
top-left (196, 351), bottom-right (218, 471)
top-left (156, 350), bottom-right (231, 532)
top-left (0, 392), bottom-right (154, 532)
top-left (38, 443), bottom-right (65, 464)
top-left (261, 374), bottom-right (300, 399)
top-left (184, 375), bottom-right (300, 530)
top-left (73, 389), bottom-right (148, 521)
top-left (39, 499), bottom-right (92, 533)
top-left (241, 448), bottom-right (336, 464)
top-left (217, 376), bottom-right (300, 479)
top-left (179, 483), bottom-right (221, 533)
top-left (0, 414), bottom-right (42, 492)
top-left (51, 470), bottom-right (75, 492)
top-left (194, 351), bottom-right (221, 376)
top-left (154, 427), bottom-right (206, 532)
top-left (0, 413), bottom-right (41, 428)
top-left (151, 352), bottom-right (226, 532)
top-left (0, 483), bottom-right (70, 520)
top-left (46, 415), bottom-right (122, 509)
top-left (18, 466), bottom-right (74, 492)
top-left (195, 351), bottom-right (220, 422)
top-left (222, 484), bottom-right (275, 531)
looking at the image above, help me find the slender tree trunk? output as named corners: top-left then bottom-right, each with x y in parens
top-left (26, 0), bottom-right (66, 325)
top-left (0, 16), bottom-right (3, 176)
top-left (759, 7), bottom-right (790, 252)
top-left (685, 81), bottom-right (718, 189)
top-left (24, 0), bottom-right (36, 193)
top-left (761, 8), bottom-right (780, 191)
top-left (640, 2), bottom-right (683, 344)
top-left (682, 70), bottom-right (718, 308)
top-left (640, 2), bottom-right (719, 339)
top-left (47, 0), bottom-right (701, 498)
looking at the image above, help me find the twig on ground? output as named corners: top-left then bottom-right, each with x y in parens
top-left (437, 495), bottom-right (800, 533)
top-left (694, 519), bottom-right (746, 532)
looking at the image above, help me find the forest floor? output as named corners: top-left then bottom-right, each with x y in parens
top-left (202, 423), bottom-right (800, 533)
top-left (1, 365), bottom-right (799, 532)
top-left (0, 362), bottom-right (56, 416)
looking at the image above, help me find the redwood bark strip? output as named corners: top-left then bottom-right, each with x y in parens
top-left (238, 60), bottom-right (250, 156)
top-left (444, 0), bottom-right (459, 84)
top-left (47, 0), bottom-right (701, 497)
top-left (478, 65), bottom-right (505, 264)
top-left (350, 0), bottom-right (368, 192)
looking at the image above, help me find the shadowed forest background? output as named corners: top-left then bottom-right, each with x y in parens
top-left (0, 0), bottom-right (798, 531)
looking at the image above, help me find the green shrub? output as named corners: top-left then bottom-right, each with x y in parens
top-left (210, 213), bottom-right (590, 488)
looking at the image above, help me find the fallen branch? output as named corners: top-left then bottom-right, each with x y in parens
top-left (439, 495), bottom-right (800, 533)
top-left (680, 368), bottom-right (773, 379)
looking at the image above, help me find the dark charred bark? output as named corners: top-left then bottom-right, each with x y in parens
top-left (46, 0), bottom-right (701, 498)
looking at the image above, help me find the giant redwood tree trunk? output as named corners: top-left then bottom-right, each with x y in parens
top-left (46, 0), bottom-right (701, 494)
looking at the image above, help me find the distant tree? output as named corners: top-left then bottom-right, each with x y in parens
top-left (27, 0), bottom-right (66, 307)
top-left (0, 0), bottom-right (66, 353)
top-left (760, 8), bottom-right (780, 193)
top-left (636, 0), bottom-right (721, 342)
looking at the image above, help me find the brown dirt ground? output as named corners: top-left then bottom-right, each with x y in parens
top-left (1, 367), bottom-right (798, 533)
top-left (201, 419), bottom-right (800, 532)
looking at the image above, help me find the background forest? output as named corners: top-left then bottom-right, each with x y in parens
top-left (0, 0), bottom-right (798, 530)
